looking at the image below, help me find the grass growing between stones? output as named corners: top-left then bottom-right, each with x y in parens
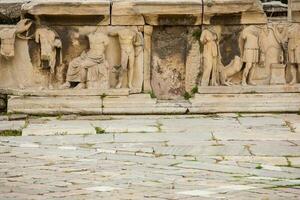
top-left (95, 127), bottom-right (105, 134)
top-left (154, 121), bottom-right (163, 133)
top-left (183, 92), bottom-right (192, 100)
top-left (0, 130), bottom-right (22, 136)
top-left (266, 184), bottom-right (300, 189)
top-left (191, 86), bottom-right (198, 94)
top-left (255, 164), bottom-right (263, 169)
top-left (148, 91), bottom-right (156, 99)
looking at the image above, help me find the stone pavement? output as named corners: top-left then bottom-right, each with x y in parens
top-left (1, 114), bottom-right (300, 199)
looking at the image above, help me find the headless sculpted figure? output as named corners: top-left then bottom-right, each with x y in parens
top-left (287, 23), bottom-right (300, 84)
top-left (109, 28), bottom-right (139, 89)
top-left (239, 25), bottom-right (261, 86)
top-left (61, 32), bottom-right (109, 89)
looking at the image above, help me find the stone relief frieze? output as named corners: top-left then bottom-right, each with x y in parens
top-left (198, 23), bottom-right (300, 87)
top-left (0, 16), bottom-right (299, 101)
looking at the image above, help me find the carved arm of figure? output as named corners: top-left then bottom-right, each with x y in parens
top-left (238, 31), bottom-right (246, 58)
top-left (53, 38), bottom-right (62, 74)
top-left (199, 30), bottom-right (208, 44)
top-left (134, 32), bottom-right (144, 57)
top-left (16, 19), bottom-right (34, 40)
top-left (35, 29), bottom-right (40, 44)
top-left (134, 32), bottom-right (143, 47)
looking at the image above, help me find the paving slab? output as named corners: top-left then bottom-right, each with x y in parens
top-left (22, 120), bottom-right (96, 136)
top-left (0, 121), bottom-right (25, 131)
top-left (90, 119), bottom-right (158, 133)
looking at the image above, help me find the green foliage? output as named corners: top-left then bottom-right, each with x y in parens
top-left (183, 92), bottom-right (192, 100)
top-left (56, 114), bottom-right (62, 120)
top-left (255, 164), bottom-right (263, 169)
top-left (191, 86), bottom-right (198, 94)
top-left (192, 29), bottom-right (202, 40)
top-left (236, 113), bottom-right (243, 118)
top-left (149, 91), bottom-right (156, 99)
top-left (95, 127), bottom-right (105, 134)
top-left (100, 93), bottom-right (107, 99)
top-left (0, 130), bottom-right (22, 136)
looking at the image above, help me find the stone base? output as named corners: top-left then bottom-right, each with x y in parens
top-left (190, 85), bottom-right (300, 113)
top-left (270, 64), bottom-right (286, 85)
top-left (6, 89), bottom-right (190, 115)
top-left (5, 85), bottom-right (300, 114)
top-left (103, 95), bottom-right (189, 114)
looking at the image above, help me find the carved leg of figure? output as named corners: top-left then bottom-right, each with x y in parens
top-left (49, 73), bottom-right (55, 89)
top-left (248, 64), bottom-right (257, 86)
top-left (201, 58), bottom-right (213, 86)
top-left (117, 51), bottom-right (129, 89)
top-left (289, 64), bottom-right (297, 85)
top-left (211, 58), bottom-right (218, 86)
top-left (242, 62), bottom-right (252, 86)
top-left (74, 68), bottom-right (87, 89)
top-left (128, 51), bottom-right (135, 89)
top-left (293, 63), bottom-right (300, 84)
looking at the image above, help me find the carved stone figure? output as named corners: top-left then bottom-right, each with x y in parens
top-left (61, 31), bottom-right (110, 89)
top-left (287, 23), bottom-right (300, 84)
top-left (109, 28), bottom-right (141, 89)
top-left (220, 56), bottom-right (243, 86)
top-left (200, 28), bottom-right (220, 86)
top-left (35, 26), bottom-right (62, 88)
top-left (259, 24), bottom-right (286, 84)
top-left (0, 19), bottom-right (32, 59)
top-left (239, 25), bottom-right (260, 86)
top-left (0, 27), bottom-right (16, 58)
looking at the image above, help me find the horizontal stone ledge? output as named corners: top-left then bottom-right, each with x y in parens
top-left (0, 88), bottom-right (129, 97)
top-left (7, 95), bottom-right (103, 115)
top-left (112, 0), bottom-right (264, 14)
top-left (189, 93), bottom-right (300, 113)
top-left (21, 0), bottom-right (110, 15)
top-left (197, 84), bottom-right (300, 94)
top-left (8, 0), bottom-right (267, 25)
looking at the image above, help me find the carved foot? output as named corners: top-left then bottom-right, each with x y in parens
top-left (19, 84), bottom-right (25, 90)
top-left (289, 80), bottom-right (297, 85)
top-left (74, 83), bottom-right (86, 89)
top-left (116, 83), bottom-right (122, 89)
top-left (59, 82), bottom-right (71, 89)
top-left (241, 81), bottom-right (248, 86)
top-left (224, 81), bottom-right (233, 86)
top-left (248, 81), bottom-right (257, 86)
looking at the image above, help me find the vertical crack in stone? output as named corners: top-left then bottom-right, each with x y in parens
top-left (109, 0), bottom-right (113, 25)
